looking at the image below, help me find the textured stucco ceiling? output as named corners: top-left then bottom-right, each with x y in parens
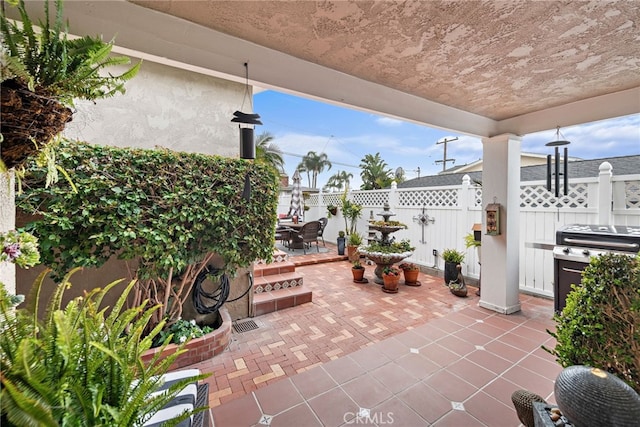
top-left (8, 1), bottom-right (639, 137)
top-left (130, 0), bottom-right (640, 123)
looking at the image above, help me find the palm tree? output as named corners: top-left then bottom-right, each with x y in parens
top-left (324, 170), bottom-right (353, 191)
top-left (296, 151), bottom-right (332, 189)
top-left (359, 153), bottom-right (393, 190)
top-left (255, 131), bottom-right (284, 173)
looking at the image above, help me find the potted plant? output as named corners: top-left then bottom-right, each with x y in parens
top-left (337, 230), bottom-right (346, 255)
top-left (339, 191), bottom-right (363, 235)
top-left (327, 204), bottom-right (338, 217)
top-left (351, 259), bottom-right (366, 282)
top-left (382, 265), bottom-right (401, 293)
top-left (465, 226), bottom-right (482, 296)
top-left (442, 248), bottom-right (465, 285)
top-left (0, 274), bottom-right (208, 426)
top-left (0, 0), bottom-right (139, 170)
top-left (399, 262), bottom-right (420, 286)
top-left (347, 231), bottom-right (363, 262)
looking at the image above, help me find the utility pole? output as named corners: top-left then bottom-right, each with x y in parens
top-left (435, 137), bottom-right (458, 172)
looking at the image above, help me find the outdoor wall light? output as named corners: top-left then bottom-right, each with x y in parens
top-left (231, 62), bottom-right (262, 160)
top-left (546, 126), bottom-right (571, 197)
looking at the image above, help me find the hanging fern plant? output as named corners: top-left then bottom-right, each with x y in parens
top-left (0, 0), bottom-right (140, 169)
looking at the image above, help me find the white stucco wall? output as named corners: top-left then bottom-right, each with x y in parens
top-left (64, 59), bottom-right (245, 157)
top-left (0, 172), bottom-right (16, 295)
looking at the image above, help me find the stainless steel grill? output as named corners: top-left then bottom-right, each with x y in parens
top-left (553, 224), bottom-right (640, 313)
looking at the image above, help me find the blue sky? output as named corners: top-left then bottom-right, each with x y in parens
top-left (255, 90), bottom-right (639, 189)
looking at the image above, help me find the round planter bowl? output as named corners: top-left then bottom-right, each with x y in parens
top-left (555, 365), bottom-right (640, 426)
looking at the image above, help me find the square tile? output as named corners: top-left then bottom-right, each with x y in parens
top-left (270, 403), bottom-right (322, 427)
top-left (323, 356), bottom-right (366, 384)
top-left (462, 390), bottom-right (517, 426)
top-left (307, 387), bottom-right (359, 426)
top-left (397, 382), bottom-right (453, 424)
top-left (212, 392), bottom-right (261, 427)
top-left (349, 345), bottom-right (392, 371)
top-left (394, 353), bottom-right (440, 380)
top-left (371, 362), bottom-right (419, 394)
top-left (372, 396), bottom-right (431, 427)
top-left (254, 378), bottom-right (303, 416)
top-left (341, 374), bottom-right (393, 408)
top-left (423, 369), bottom-right (478, 402)
top-left (448, 358), bottom-right (497, 389)
top-left (290, 366), bottom-right (338, 400)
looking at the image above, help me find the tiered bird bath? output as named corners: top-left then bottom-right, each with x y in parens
top-left (359, 203), bottom-right (413, 285)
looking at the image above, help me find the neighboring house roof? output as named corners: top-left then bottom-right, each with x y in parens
top-left (399, 155), bottom-right (640, 188)
top-left (438, 152), bottom-right (581, 175)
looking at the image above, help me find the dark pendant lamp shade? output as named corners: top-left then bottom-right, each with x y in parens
top-left (231, 62), bottom-right (263, 160)
top-left (240, 127), bottom-right (255, 160)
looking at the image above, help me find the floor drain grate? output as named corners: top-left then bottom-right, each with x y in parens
top-left (233, 319), bottom-right (259, 333)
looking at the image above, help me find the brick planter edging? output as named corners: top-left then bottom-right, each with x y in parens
top-left (141, 307), bottom-right (232, 370)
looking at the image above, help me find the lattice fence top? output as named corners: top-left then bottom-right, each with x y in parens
top-left (520, 182), bottom-right (589, 209)
top-left (398, 188), bottom-right (459, 207)
top-left (351, 190), bottom-right (389, 206)
top-left (473, 187), bottom-right (482, 207)
top-left (318, 193), bottom-right (340, 207)
top-left (625, 181), bottom-right (640, 209)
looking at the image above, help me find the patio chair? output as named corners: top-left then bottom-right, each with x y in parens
top-left (286, 221), bottom-right (321, 254)
top-left (142, 369), bottom-right (210, 427)
top-left (317, 217), bottom-right (328, 246)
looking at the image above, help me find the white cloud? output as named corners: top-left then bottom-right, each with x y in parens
top-left (376, 117), bottom-right (404, 127)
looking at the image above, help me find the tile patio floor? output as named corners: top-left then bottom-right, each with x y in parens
top-left (190, 248), bottom-right (561, 427)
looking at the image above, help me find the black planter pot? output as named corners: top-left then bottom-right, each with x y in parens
top-left (444, 261), bottom-right (459, 285)
top-left (337, 237), bottom-right (346, 255)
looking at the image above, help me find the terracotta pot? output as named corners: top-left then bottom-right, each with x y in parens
top-left (382, 274), bottom-right (400, 293)
top-left (352, 267), bottom-right (365, 282)
top-left (403, 269), bottom-right (419, 284)
top-left (347, 245), bottom-right (359, 262)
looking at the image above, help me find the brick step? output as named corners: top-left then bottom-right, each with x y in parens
top-left (253, 271), bottom-right (303, 293)
top-left (253, 260), bottom-right (296, 277)
top-left (252, 286), bottom-right (312, 317)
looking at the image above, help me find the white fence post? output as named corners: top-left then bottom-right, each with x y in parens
top-left (389, 181), bottom-right (398, 208)
top-left (597, 162), bottom-right (613, 225)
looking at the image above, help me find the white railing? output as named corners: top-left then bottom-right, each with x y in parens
top-left (282, 162), bottom-right (640, 298)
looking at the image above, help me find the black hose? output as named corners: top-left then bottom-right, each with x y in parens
top-left (191, 266), bottom-right (254, 314)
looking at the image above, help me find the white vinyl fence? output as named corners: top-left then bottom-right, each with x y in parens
top-left (282, 162), bottom-right (640, 298)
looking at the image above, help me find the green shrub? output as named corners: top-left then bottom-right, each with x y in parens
top-left (17, 139), bottom-right (279, 331)
top-left (545, 253), bottom-right (640, 392)
top-left (442, 248), bottom-right (465, 264)
top-left (0, 272), bottom-right (208, 426)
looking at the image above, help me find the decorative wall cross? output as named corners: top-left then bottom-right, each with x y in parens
top-left (413, 205), bottom-right (435, 244)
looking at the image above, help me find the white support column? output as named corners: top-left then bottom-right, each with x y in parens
top-left (479, 134), bottom-right (522, 314)
top-left (597, 162), bottom-right (613, 225)
top-left (459, 175), bottom-right (472, 276)
top-left (0, 171), bottom-right (16, 295)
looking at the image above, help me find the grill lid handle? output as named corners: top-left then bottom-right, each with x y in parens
top-left (564, 238), bottom-right (639, 251)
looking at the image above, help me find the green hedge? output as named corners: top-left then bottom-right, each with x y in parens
top-left (17, 140), bottom-right (279, 280)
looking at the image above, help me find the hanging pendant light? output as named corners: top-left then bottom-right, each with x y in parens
top-left (545, 126), bottom-right (571, 197)
top-left (231, 62), bottom-right (262, 159)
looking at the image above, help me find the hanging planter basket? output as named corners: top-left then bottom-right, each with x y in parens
top-left (1, 79), bottom-right (73, 169)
